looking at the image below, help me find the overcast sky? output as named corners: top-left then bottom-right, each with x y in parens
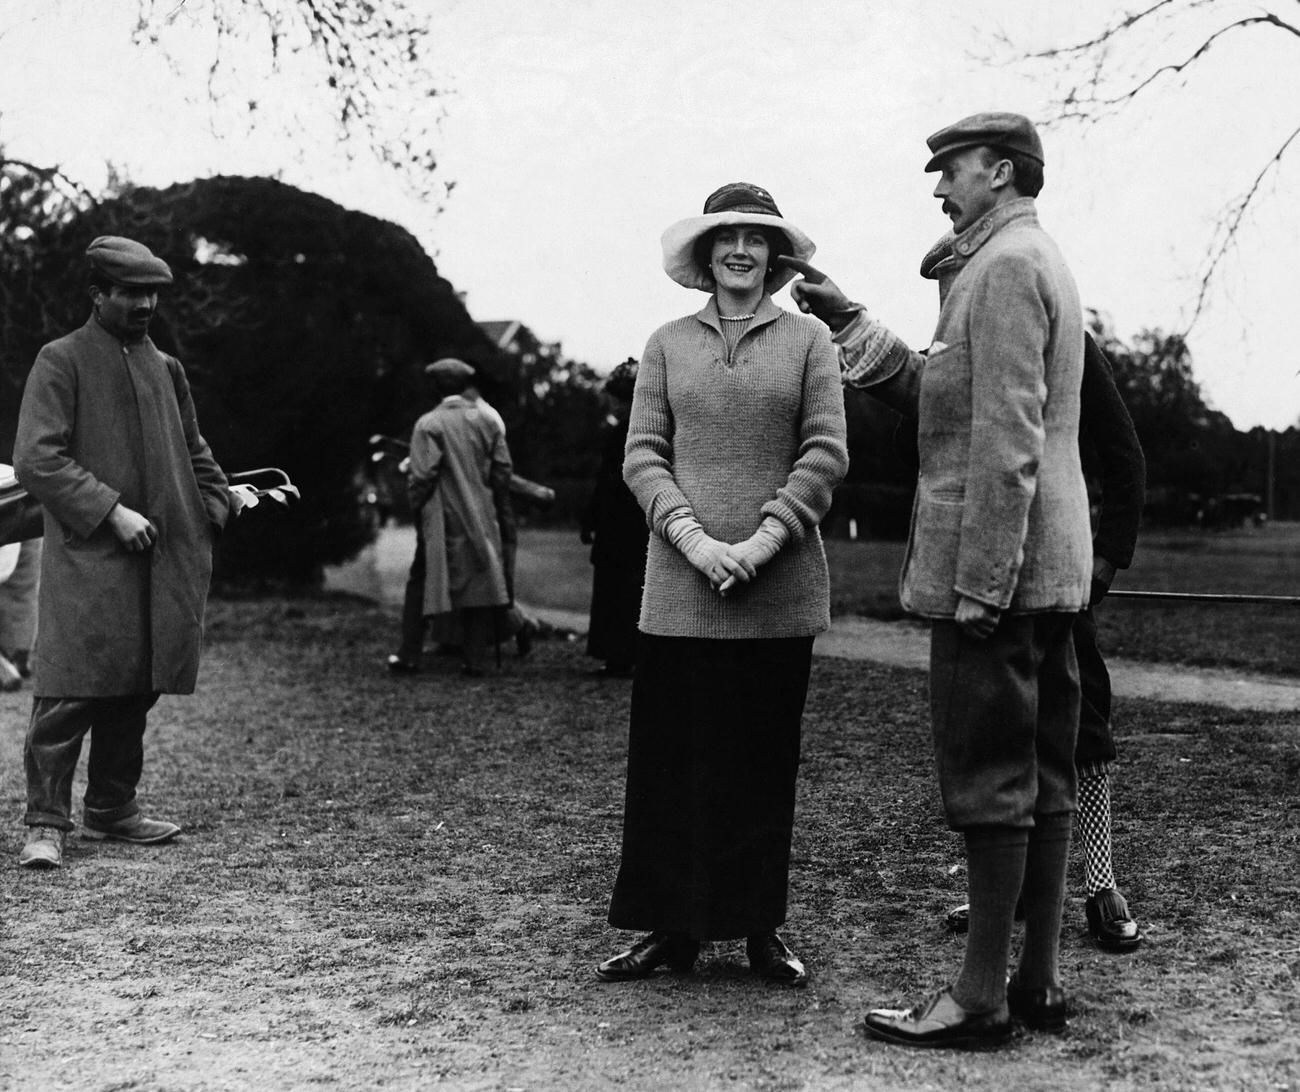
top-left (1, 0), bottom-right (1295, 429)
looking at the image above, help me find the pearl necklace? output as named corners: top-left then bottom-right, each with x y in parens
top-left (719, 313), bottom-right (755, 321)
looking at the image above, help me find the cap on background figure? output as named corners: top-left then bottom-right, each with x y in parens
top-left (85, 236), bottom-right (174, 286)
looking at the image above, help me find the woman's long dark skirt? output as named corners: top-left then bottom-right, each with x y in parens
top-left (607, 633), bottom-right (814, 940)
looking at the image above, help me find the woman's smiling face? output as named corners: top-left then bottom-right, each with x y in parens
top-left (709, 225), bottom-right (770, 295)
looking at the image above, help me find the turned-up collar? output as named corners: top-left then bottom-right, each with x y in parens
top-left (951, 196), bottom-right (1039, 260)
top-left (694, 292), bottom-right (782, 336)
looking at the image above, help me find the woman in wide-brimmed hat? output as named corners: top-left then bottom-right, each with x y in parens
top-left (596, 183), bottom-right (848, 986)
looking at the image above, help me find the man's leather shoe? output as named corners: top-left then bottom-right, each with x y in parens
top-left (386, 654), bottom-right (420, 675)
top-left (863, 987), bottom-right (1012, 1050)
top-left (747, 931), bottom-right (808, 986)
top-left (1007, 975), bottom-right (1068, 1031)
top-left (596, 931), bottom-right (699, 981)
top-left (1085, 888), bottom-right (1142, 952)
top-left (18, 826), bottom-right (65, 868)
top-left (82, 816), bottom-right (180, 845)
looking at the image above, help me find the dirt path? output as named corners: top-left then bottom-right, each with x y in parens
top-left (327, 527), bottom-right (1300, 714)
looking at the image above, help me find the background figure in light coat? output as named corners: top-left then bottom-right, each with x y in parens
top-left (408, 357), bottom-right (514, 676)
top-left (14, 236), bottom-right (235, 869)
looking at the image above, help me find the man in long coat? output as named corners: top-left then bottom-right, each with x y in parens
top-left (14, 236), bottom-right (233, 869)
top-left (408, 358), bottom-right (514, 676)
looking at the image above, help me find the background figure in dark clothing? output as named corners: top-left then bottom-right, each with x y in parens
top-left (942, 331), bottom-right (1146, 950)
top-left (1071, 331), bottom-right (1147, 950)
top-left (580, 359), bottom-right (648, 678)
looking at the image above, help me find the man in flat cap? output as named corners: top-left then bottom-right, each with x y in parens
top-left (14, 235), bottom-right (236, 868)
top-left (789, 112), bottom-right (1092, 1047)
top-left (400, 357), bottom-right (516, 677)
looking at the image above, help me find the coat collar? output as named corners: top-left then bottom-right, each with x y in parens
top-left (83, 312), bottom-right (155, 351)
top-left (951, 196), bottom-right (1039, 260)
top-left (694, 293), bottom-right (782, 336)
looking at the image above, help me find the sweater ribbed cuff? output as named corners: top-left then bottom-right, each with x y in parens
top-left (833, 309), bottom-right (911, 388)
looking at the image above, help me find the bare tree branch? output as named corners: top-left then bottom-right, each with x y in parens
top-left (999, 1), bottom-right (1299, 331)
top-left (1048, 13), bottom-right (1300, 113)
top-left (1191, 121), bottom-right (1300, 323)
top-left (129, 0), bottom-right (449, 206)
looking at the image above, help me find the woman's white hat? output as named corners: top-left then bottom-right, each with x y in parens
top-left (661, 182), bottom-right (816, 292)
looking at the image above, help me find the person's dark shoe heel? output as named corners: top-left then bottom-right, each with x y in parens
top-left (1006, 975), bottom-right (1068, 1031)
top-left (596, 931), bottom-right (699, 981)
top-left (1085, 888), bottom-right (1142, 952)
top-left (746, 931), bottom-right (808, 986)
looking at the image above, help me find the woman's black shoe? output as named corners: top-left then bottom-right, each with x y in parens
top-left (746, 931), bottom-right (808, 986)
top-left (596, 931), bottom-right (699, 981)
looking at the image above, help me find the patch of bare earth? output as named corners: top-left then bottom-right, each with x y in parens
top-left (1, 597), bottom-right (1297, 1091)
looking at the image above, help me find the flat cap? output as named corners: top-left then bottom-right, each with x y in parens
top-left (424, 357), bottom-right (476, 381)
top-left (924, 112), bottom-right (1044, 172)
top-left (86, 236), bottom-right (173, 286)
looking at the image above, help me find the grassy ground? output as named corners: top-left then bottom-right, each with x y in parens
top-left (2, 595), bottom-right (1298, 1091)
top-left (519, 523), bottom-right (1300, 677)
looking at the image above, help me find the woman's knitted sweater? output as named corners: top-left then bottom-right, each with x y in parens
top-left (624, 295), bottom-right (848, 639)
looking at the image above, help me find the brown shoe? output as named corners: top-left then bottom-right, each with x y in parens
top-left (83, 815), bottom-right (181, 845)
top-left (18, 826), bottom-right (65, 868)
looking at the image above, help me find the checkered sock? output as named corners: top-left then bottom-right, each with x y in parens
top-left (1077, 771), bottom-right (1117, 896)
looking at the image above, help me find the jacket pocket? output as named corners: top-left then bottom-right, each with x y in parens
top-left (918, 341), bottom-right (971, 435)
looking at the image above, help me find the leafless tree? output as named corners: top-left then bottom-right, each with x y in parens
top-left (997, 0), bottom-right (1298, 323)
top-left (131, 0), bottom-right (452, 208)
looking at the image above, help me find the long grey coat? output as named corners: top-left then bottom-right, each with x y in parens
top-left (14, 317), bottom-right (231, 697)
top-left (408, 394), bottom-right (512, 618)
